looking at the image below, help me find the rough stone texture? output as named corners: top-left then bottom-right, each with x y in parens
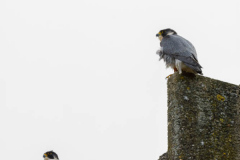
top-left (165, 72), bottom-right (240, 160)
top-left (158, 152), bottom-right (168, 160)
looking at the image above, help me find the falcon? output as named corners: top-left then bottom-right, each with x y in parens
top-left (43, 151), bottom-right (59, 160)
top-left (156, 28), bottom-right (203, 75)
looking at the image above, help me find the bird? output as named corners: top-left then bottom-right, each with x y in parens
top-left (156, 28), bottom-right (203, 75)
top-left (43, 151), bottom-right (59, 160)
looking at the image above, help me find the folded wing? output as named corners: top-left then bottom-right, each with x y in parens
top-left (160, 35), bottom-right (202, 73)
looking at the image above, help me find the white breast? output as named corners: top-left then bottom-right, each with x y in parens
top-left (175, 59), bottom-right (196, 74)
top-left (175, 59), bottom-right (182, 74)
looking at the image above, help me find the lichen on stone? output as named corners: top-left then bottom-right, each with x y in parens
top-left (165, 72), bottom-right (240, 160)
top-left (217, 94), bottom-right (225, 101)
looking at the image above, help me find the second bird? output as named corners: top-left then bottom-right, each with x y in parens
top-left (156, 28), bottom-right (203, 75)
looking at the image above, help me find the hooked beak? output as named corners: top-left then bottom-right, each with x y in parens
top-left (156, 33), bottom-right (159, 37)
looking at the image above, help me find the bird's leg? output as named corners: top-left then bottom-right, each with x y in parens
top-left (174, 67), bottom-right (178, 72)
top-left (166, 68), bottom-right (178, 79)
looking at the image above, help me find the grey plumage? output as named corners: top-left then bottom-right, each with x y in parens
top-left (156, 29), bottom-right (203, 75)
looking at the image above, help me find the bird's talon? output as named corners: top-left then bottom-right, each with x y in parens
top-left (165, 74), bottom-right (173, 79)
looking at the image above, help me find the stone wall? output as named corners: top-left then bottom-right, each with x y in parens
top-left (159, 72), bottom-right (240, 160)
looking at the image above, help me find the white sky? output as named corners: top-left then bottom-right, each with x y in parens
top-left (0, 0), bottom-right (239, 160)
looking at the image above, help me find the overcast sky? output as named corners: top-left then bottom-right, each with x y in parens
top-left (0, 0), bottom-right (239, 160)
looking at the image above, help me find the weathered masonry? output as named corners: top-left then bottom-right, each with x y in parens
top-left (159, 73), bottom-right (240, 160)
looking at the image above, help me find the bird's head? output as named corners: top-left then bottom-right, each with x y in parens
top-left (43, 151), bottom-right (59, 160)
top-left (156, 28), bottom-right (177, 41)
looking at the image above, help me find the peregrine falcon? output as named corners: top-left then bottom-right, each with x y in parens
top-left (156, 28), bottom-right (203, 75)
top-left (43, 151), bottom-right (59, 160)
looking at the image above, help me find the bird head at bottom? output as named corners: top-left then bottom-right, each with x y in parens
top-left (43, 151), bottom-right (59, 160)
